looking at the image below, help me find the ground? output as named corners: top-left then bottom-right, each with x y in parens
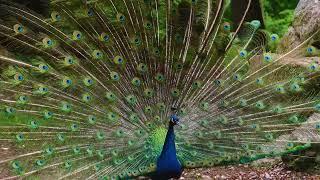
top-left (181, 159), bottom-right (320, 180)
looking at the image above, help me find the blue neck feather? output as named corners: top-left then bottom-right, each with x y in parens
top-left (155, 123), bottom-right (182, 179)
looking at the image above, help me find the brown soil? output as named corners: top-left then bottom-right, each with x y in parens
top-left (181, 161), bottom-right (320, 180)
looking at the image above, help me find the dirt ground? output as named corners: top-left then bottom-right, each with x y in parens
top-left (181, 160), bottom-right (320, 180)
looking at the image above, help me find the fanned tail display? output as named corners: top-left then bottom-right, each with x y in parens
top-left (0, 0), bottom-right (320, 179)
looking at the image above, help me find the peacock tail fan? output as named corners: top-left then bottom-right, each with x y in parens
top-left (0, 0), bottom-right (319, 179)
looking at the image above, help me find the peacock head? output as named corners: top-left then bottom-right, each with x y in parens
top-left (169, 107), bottom-right (180, 126)
top-left (169, 115), bottom-right (180, 126)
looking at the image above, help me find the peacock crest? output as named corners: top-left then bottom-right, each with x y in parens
top-left (0, 0), bottom-right (319, 179)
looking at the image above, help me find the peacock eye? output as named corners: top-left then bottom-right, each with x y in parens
top-left (251, 20), bottom-right (261, 29)
top-left (270, 34), bottom-right (279, 41)
top-left (73, 31), bottom-right (82, 40)
top-left (12, 162), bottom-right (21, 169)
top-left (18, 97), bottom-right (27, 104)
top-left (155, 73), bottom-right (165, 82)
top-left (64, 57), bottom-right (74, 65)
top-left (110, 72), bottom-right (120, 81)
top-left (15, 73), bottom-right (24, 81)
top-left (16, 134), bottom-right (24, 141)
top-left (239, 50), bottom-right (247, 58)
top-left (133, 37), bottom-right (141, 46)
top-left (309, 63), bottom-right (317, 71)
top-left (14, 24), bottom-right (25, 34)
top-left (223, 22), bottom-right (230, 31)
top-left (51, 11), bottom-right (61, 21)
top-left (87, 8), bottom-right (94, 16)
top-left (46, 147), bottom-right (53, 153)
top-left (6, 107), bottom-right (14, 113)
top-left (17, 26), bottom-right (23, 32)
top-left (36, 160), bottom-right (45, 166)
top-left (92, 50), bottom-right (103, 59)
top-left (42, 65), bottom-right (48, 70)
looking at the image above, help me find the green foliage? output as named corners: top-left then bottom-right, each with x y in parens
top-left (263, 0), bottom-right (299, 36)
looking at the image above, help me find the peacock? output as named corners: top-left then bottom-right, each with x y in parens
top-left (0, 0), bottom-right (320, 179)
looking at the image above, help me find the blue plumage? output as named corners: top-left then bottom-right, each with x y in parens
top-left (154, 114), bottom-right (182, 179)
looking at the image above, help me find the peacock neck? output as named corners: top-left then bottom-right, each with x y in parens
top-left (160, 124), bottom-right (176, 157)
top-left (155, 123), bottom-right (182, 179)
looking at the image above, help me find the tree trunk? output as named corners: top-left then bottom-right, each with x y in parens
top-left (231, 0), bottom-right (265, 28)
top-left (277, 0), bottom-right (320, 53)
